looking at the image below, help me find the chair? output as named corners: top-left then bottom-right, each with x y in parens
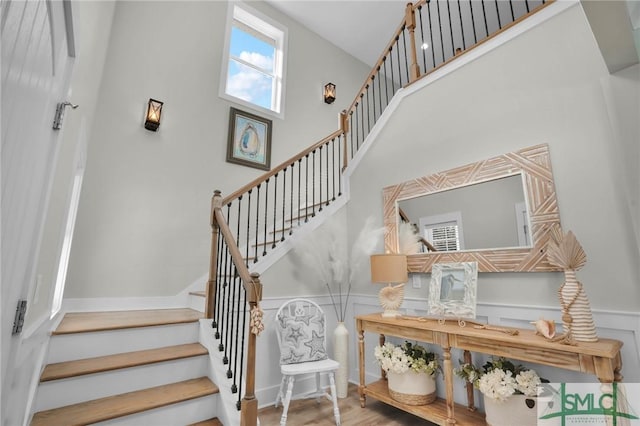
top-left (274, 298), bottom-right (341, 426)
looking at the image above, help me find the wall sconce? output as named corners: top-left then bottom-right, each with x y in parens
top-left (144, 98), bottom-right (163, 131)
top-left (323, 83), bottom-right (336, 104)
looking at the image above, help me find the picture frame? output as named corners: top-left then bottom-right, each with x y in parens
top-left (428, 262), bottom-right (478, 320)
top-left (226, 107), bottom-right (272, 171)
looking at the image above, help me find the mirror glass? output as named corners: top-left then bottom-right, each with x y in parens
top-left (382, 144), bottom-right (563, 273)
top-left (398, 174), bottom-right (530, 251)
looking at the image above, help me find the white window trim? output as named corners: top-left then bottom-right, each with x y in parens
top-left (219, 1), bottom-right (288, 119)
top-left (419, 211), bottom-right (465, 252)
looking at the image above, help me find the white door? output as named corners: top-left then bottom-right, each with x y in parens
top-left (1, 0), bottom-right (75, 422)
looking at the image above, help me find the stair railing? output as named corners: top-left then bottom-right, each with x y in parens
top-left (206, 1), bottom-right (554, 424)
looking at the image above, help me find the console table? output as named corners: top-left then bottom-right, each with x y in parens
top-left (356, 313), bottom-right (623, 425)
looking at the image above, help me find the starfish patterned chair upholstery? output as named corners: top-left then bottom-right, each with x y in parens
top-left (274, 298), bottom-right (341, 425)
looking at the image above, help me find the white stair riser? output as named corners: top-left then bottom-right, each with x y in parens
top-left (47, 323), bottom-right (199, 363)
top-left (189, 294), bottom-right (205, 313)
top-left (34, 356), bottom-right (210, 411)
top-left (92, 394), bottom-right (219, 426)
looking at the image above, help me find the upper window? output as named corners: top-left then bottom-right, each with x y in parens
top-left (221, 3), bottom-right (287, 118)
top-left (419, 212), bottom-right (465, 252)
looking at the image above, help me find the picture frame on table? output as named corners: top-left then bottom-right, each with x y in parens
top-left (226, 107), bottom-right (272, 171)
top-left (428, 261), bottom-right (478, 320)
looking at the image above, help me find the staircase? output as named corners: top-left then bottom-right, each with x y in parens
top-left (31, 308), bottom-right (223, 425)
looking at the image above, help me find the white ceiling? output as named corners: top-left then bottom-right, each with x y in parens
top-left (265, 0), bottom-right (408, 67)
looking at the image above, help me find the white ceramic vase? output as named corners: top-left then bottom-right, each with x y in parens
top-left (387, 370), bottom-right (436, 405)
top-left (333, 322), bottom-right (349, 398)
top-left (484, 394), bottom-right (538, 426)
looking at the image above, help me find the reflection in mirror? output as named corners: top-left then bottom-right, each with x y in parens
top-left (383, 144), bottom-right (563, 273)
top-left (398, 174), bottom-right (530, 252)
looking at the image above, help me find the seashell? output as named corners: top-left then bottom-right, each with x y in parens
top-left (379, 283), bottom-right (405, 311)
top-left (531, 318), bottom-right (556, 339)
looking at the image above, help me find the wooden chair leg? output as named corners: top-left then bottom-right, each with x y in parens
top-left (328, 372), bottom-right (341, 425)
top-left (280, 375), bottom-right (295, 426)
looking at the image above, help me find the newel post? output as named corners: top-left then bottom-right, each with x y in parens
top-left (340, 110), bottom-right (349, 171)
top-left (405, 2), bottom-right (420, 82)
top-left (206, 190), bottom-right (222, 319)
top-left (241, 272), bottom-right (263, 426)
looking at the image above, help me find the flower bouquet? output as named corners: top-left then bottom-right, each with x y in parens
top-left (374, 341), bottom-right (439, 405)
top-left (455, 357), bottom-right (546, 426)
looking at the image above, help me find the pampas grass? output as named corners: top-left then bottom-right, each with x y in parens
top-left (293, 216), bottom-right (384, 321)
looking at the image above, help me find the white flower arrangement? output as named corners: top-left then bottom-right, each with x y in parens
top-left (455, 357), bottom-right (543, 402)
top-left (374, 341), bottom-right (440, 376)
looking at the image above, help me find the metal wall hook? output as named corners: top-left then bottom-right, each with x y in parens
top-left (52, 101), bottom-right (79, 130)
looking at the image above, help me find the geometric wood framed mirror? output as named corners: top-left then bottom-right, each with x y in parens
top-left (383, 144), bottom-right (564, 273)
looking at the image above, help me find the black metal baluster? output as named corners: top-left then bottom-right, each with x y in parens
top-left (395, 37), bottom-right (402, 87)
top-left (254, 184), bottom-right (260, 263)
top-left (402, 29), bottom-right (409, 82)
top-left (331, 138), bottom-right (336, 201)
top-left (318, 146), bottom-right (323, 212)
top-left (231, 275), bottom-right (242, 390)
top-left (389, 47), bottom-right (396, 94)
top-left (469, 0), bottom-right (478, 44)
top-left (349, 110), bottom-right (355, 158)
top-left (263, 179), bottom-right (269, 256)
top-left (525, 0), bottom-right (530, 14)
top-left (312, 150), bottom-right (316, 216)
top-left (377, 69), bottom-right (383, 114)
top-left (365, 85), bottom-right (371, 136)
top-left (272, 173), bottom-right (278, 248)
top-left (325, 143), bottom-right (329, 206)
top-left (382, 58), bottom-right (389, 107)
top-left (245, 190), bottom-right (251, 266)
top-left (297, 159), bottom-right (302, 226)
top-left (509, 0), bottom-right (515, 22)
top-left (436, 0), bottom-right (445, 64)
top-left (359, 94), bottom-right (365, 147)
top-left (226, 267), bottom-right (237, 376)
top-left (418, 7), bottom-right (428, 71)
top-left (338, 135), bottom-right (343, 197)
top-left (281, 168), bottom-right (286, 242)
top-left (214, 232), bottom-right (223, 337)
top-left (236, 286), bottom-right (247, 410)
top-left (427, 1), bottom-right (436, 68)
top-left (495, 0), bottom-right (502, 29)
top-left (481, 0), bottom-right (489, 38)
top-left (305, 155), bottom-right (309, 222)
top-left (447, 0), bottom-right (454, 57)
top-left (354, 104), bottom-right (360, 150)
top-left (457, 1), bottom-right (465, 50)
top-left (371, 76), bottom-right (377, 122)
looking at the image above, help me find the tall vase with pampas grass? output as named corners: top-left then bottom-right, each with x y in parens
top-left (293, 216), bottom-right (384, 398)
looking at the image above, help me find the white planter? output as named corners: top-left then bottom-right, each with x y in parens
top-left (386, 371), bottom-right (436, 406)
top-left (333, 322), bottom-right (349, 398)
top-left (484, 394), bottom-right (538, 426)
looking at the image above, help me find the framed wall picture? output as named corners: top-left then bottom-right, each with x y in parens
top-left (226, 107), bottom-right (272, 171)
top-left (428, 262), bottom-right (478, 320)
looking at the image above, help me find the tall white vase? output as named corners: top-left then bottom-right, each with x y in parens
top-left (333, 322), bottom-right (349, 398)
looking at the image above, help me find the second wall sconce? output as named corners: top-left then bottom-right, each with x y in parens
top-left (323, 82), bottom-right (336, 104)
top-left (144, 98), bottom-right (163, 131)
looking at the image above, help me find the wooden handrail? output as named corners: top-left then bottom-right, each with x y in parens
top-left (222, 128), bottom-right (344, 205)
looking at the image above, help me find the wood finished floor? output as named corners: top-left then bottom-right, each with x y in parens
top-left (258, 384), bottom-right (437, 425)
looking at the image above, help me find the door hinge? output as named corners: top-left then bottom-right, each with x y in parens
top-left (52, 101), bottom-right (79, 130)
top-left (12, 300), bottom-right (27, 335)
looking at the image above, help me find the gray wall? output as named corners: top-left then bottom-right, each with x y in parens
top-left (65, 1), bottom-right (370, 298)
top-left (348, 4), bottom-right (640, 311)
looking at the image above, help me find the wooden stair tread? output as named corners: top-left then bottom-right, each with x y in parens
top-left (30, 377), bottom-right (218, 426)
top-left (53, 308), bottom-right (202, 335)
top-left (188, 418), bottom-right (223, 426)
top-left (189, 291), bottom-right (206, 298)
top-left (41, 343), bottom-right (208, 382)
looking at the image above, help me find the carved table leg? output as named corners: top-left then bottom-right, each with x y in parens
top-left (358, 323), bottom-right (366, 408)
top-left (379, 334), bottom-right (386, 380)
top-left (443, 346), bottom-right (456, 424)
top-left (463, 350), bottom-right (476, 411)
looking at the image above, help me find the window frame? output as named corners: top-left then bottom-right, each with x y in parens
top-left (219, 2), bottom-right (288, 119)
top-left (419, 211), bottom-right (465, 252)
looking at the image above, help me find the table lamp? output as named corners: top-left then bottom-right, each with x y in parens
top-left (370, 254), bottom-right (408, 317)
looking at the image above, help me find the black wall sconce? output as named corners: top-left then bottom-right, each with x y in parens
top-left (323, 83), bottom-right (336, 104)
top-left (144, 98), bottom-right (163, 131)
